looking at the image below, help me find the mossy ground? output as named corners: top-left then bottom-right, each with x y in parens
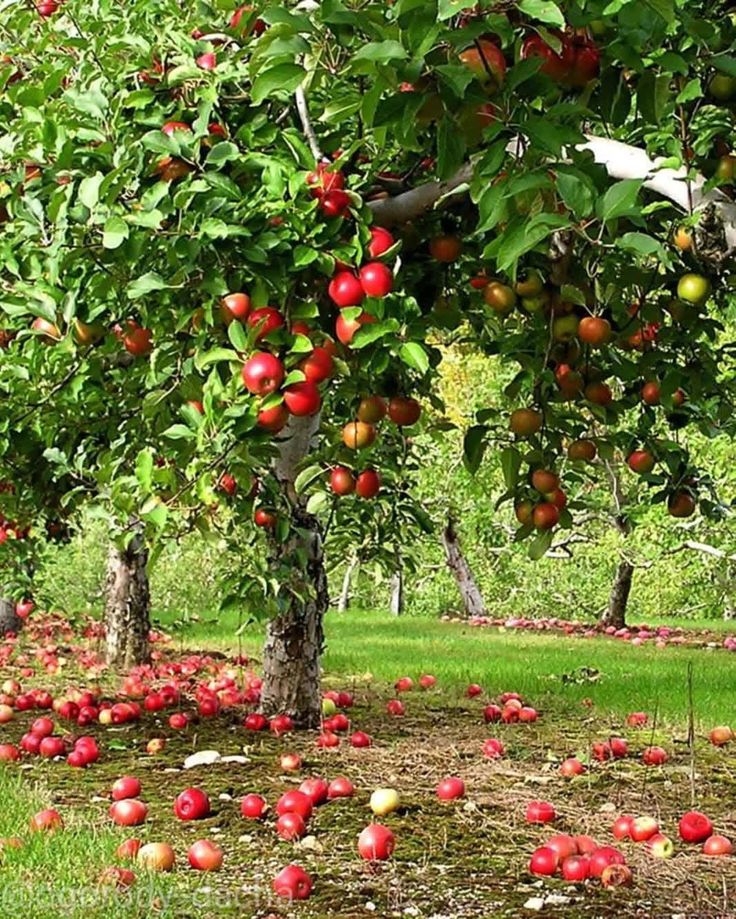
top-left (0, 612), bottom-right (735, 918)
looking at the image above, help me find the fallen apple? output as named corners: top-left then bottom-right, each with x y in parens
top-left (370, 787), bottom-right (400, 817)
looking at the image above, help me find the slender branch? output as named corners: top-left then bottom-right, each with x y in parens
top-left (295, 85), bottom-right (323, 163)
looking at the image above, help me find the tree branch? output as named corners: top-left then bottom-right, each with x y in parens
top-left (368, 135), bottom-right (736, 255)
top-left (295, 85), bottom-right (323, 163)
top-left (368, 162), bottom-right (474, 227)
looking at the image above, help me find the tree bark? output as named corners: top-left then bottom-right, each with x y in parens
top-left (441, 515), bottom-right (486, 618)
top-left (260, 413), bottom-right (328, 728)
top-left (601, 560), bottom-right (634, 630)
top-left (104, 530), bottom-right (151, 669)
top-left (389, 566), bottom-right (404, 616)
top-left (0, 596), bottom-right (21, 635)
top-left (337, 552), bottom-right (359, 613)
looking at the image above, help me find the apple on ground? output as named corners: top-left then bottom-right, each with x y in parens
top-left (357, 824), bottom-right (395, 861)
top-left (370, 788), bottom-right (400, 817)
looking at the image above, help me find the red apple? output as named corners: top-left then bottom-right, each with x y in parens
top-left (115, 839), bottom-right (142, 860)
top-left (703, 834), bottom-right (733, 856)
top-left (574, 835), bottom-right (599, 856)
top-left (588, 845), bottom-right (625, 877)
top-left (560, 757), bottom-right (585, 777)
top-left (561, 855), bottom-right (590, 881)
top-left (642, 746), bottom-right (668, 766)
top-left (241, 794), bottom-right (268, 820)
top-left (327, 777), bottom-right (354, 799)
top-left (110, 799), bottom-right (148, 827)
top-left (368, 227), bottom-right (394, 258)
top-left (709, 725), bottom-right (734, 747)
top-left (280, 752), bottom-right (302, 773)
top-left (358, 823), bottom-right (395, 861)
top-left (350, 731), bottom-right (372, 748)
top-left (173, 787), bottom-right (210, 821)
top-left (283, 381), bottom-right (321, 416)
top-left (30, 809), bottom-right (63, 832)
top-left (328, 272), bottom-right (365, 308)
top-left (299, 778), bottom-right (329, 806)
top-left (242, 352), bottom-right (284, 395)
top-left (610, 737), bottom-right (628, 758)
top-left (546, 834), bottom-right (578, 861)
top-left (466, 684), bottom-right (483, 698)
top-left (529, 846), bottom-right (558, 876)
top-left (481, 738), bottom-right (505, 759)
top-left (0, 743), bottom-right (20, 762)
top-left (526, 800), bottom-right (556, 824)
top-left (247, 306), bottom-right (284, 340)
top-left (276, 812), bottom-right (307, 841)
top-left (272, 864), bottom-right (312, 900)
top-left (630, 816), bottom-right (659, 842)
top-left (276, 790), bottom-right (313, 821)
top-left (626, 711), bottom-right (648, 727)
top-left (111, 776), bottom-right (142, 801)
top-left (436, 777), bottom-right (465, 801)
top-left (678, 810), bottom-right (714, 844)
top-left (612, 815), bottom-right (634, 841)
top-left (419, 674), bottom-right (437, 689)
top-left (359, 262), bottom-right (393, 298)
top-left (244, 713), bottom-right (268, 732)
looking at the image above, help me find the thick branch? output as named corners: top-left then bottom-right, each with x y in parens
top-left (369, 136), bottom-right (736, 253)
top-left (369, 163), bottom-right (474, 227)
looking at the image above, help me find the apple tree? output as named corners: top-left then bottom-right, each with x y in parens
top-left (1, 0), bottom-right (736, 724)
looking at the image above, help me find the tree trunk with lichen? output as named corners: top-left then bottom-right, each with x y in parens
top-left (600, 560), bottom-right (634, 629)
top-left (441, 515), bottom-right (486, 618)
top-left (0, 596), bottom-right (21, 635)
top-left (104, 530), bottom-right (151, 669)
top-left (259, 414), bottom-right (328, 728)
top-left (337, 552), bottom-right (359, 613)
top-left (390, 566), bottom-right (404, 616)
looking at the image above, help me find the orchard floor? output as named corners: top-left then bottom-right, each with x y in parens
top-left (0, 610), bottom-right (735, 919)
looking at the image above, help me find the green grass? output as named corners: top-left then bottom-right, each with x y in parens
top-left (156, 608), bottom-right (736, 727)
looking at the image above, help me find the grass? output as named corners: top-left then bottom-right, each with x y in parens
top-left (156, 608), bottom-right (736, 727)
top-left (1, 608), bottom-right (735, 918)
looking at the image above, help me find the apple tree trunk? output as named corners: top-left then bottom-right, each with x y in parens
top-left (259, 414), bottom-right (328, 728)
top-left (337, 552), bottom-right (359, 613)
top-left (600, 559), bottom-right (633, 629)
top-left (0, 596), bottom-right (21, 635)
top-left (104, 530), bottom-right (151, 669)
top-left (442, 515), bottom-right (486, 618)
top-left (389, 566), bottom-right (404, 616)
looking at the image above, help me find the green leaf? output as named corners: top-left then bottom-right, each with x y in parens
top-left (437, 115), bottom-right (466, 181)
top-left (638, 71), bottom-right (671, 124)
top-left (351, 319), bottom-right (400, 348)
top-left (102, 216), bottom-right (129, 250)
top-left (162, 424), bottom-right (196, 441)
top-left (78, 173), bottom-right (104, 210)
top-left (306, 492), bottom-right (329, 515)
top-left (556, 168), bottom-right (595, 218)
top-left (643, 0), bottom-right (674, 22)
top-left (251, 64), bottom-right (305, 104)
top-left (463, 425), bottom-right (487, 474)
top-left (294, 464), bottom-right (323, 494)
top-left (500, 446), bottom-right (522, 491)
top-left (712, 55), bottom-right (736, 78)
top-left (127, 272), bottom-right (168, 300)
top-left (194, 347), bottom-right (240, 371)
top-left (528, 529), bottom-right (553, 560)
top-left (616, 232), bottom-right (664, 257)
top-left (399, 342), bottom-right (429, 375)
top-left (351, 41), bottom-right (408, 65)
top-left (293, 245), bottom-right (319, 267)
top-left (227, 321), bottom-right (248, 351)
top-left (597, 179), bottom-right (642, 221)
top-left (518, 0), bottom-right (565, 27)
top-left (135, 449), bottom-right (154, 492)
top-left (206, 142), bottom-right (241, 166)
